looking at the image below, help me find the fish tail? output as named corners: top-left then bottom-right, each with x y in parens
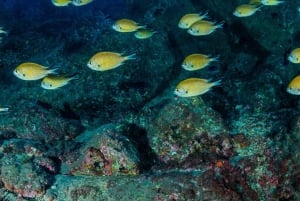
top-left (139, 25), bottom-right (147, 29)
top-left (212, 80), bottom-right (222, 87)
top-left (215, 21), bottom-right (224, 29)
top-left (48, 68), bottom-right (58, 74)
top-left (200, 10), bottom-right (209, 19)
top-left (126, 53), bottom-right (137, 60)
top-left (256, 5), bottom-right (264, 11)
top-left (210, 55), bottom-right (220, 62)
top-left (69, 72), bottom-right (80, 81)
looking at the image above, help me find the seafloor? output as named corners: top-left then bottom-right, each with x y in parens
top-left (0, 0), bottom-right (299, 200)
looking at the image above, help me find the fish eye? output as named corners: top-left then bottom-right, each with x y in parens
top-left (22, 73), bottom-right (26, 77)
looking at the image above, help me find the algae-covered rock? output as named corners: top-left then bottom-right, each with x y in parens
top-left (43, 170), bottom-right (241, 201)
top-left (139, 96), bottom-right (227, 164)
top-left (62, 124), bottom-right (140, 176)
top-left (0, 99), bottom-right (84, 143)
top-left (0, 154), bottom-right (53, 198)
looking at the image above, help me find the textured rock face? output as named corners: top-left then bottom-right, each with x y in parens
top-left (1, 154), bottom-right (53, 198)
top-left (43, 170), bottom-right (242, 201)
top-left (139, 96), bottom-right (227, 163)
top-left (0, 99), bottom-right (85, 143)
top-left (62, 124), bottom-right (140, 176)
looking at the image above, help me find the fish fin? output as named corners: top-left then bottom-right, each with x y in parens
top-left (214, 21), bottom-right (224, 29)
top-left (256, 5), bottom-right (264, 11)
top-left (68, 73), bottom-right (80, 81)
top-left (212, 80), bottom-right (222, 87)
top-left (126, 53), bottom-right (137, 60)
top-left (199, 10), bottom-right (209, 19)
top-left (48, 68), bottom-right (58, 74)
top-left (210, 55), bottom-right (220, 62)
top-left (139, 25), bottom-right (147, 29)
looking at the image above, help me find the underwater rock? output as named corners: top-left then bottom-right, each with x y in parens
top-left (0, 99), bottom-right (84, 143)
top-left (139, 96), bottom-right (227, 164)
top-left (62, 124), bottom-right (140, 176)
top-left (43, 169), bottom-right (241, 201)
top-left (0, 154), bottom-right (53, 198)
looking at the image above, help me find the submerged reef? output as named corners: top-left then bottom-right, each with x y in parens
top-left (0, 0), bottom-right (299, 200)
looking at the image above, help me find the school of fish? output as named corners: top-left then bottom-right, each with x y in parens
top-left (10, 0), bottom-right (300, 100)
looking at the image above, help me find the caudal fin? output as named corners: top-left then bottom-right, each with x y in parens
top-left (126, 53), bottom-right (137, 60)
top-left (212, 80), bottom-right (222, 87)
top-left (48, 68), bottom-right (58, 75)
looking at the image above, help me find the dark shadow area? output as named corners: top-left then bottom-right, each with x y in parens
top-left (60, 102), bottom-right (80, 120)
top-left (122, 123), bottom-right (158, 172)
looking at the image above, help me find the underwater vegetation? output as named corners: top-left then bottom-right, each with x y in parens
top-left (0, 0), bottom-right (299, 200)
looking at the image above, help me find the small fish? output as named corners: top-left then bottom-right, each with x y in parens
top-left (261, 0), bottom-right (284, 6)
top-left (288, 48), bottom-right (300, 64)
top-left (134, 28), bottom-right (157, 39)
top-left (187, 20), bottom-right (223, 36)
top-left (41, 74), bottom-right (78, 90)
top-left (182, 54), bottom-right (218, 71)
top-left (233, 4), bottom-right (261, 17)
top-left (287, 75), bottom-right (300, 95)
top-left (174, 78), bottom-right (221, 97)
top-left (87, 52), bottom-right (136, 71)
top-left (13, 62), bottom-right (57, 81)
top-left (112, 19), bottom-right (145, 33)
top-left (178, 12), bottom-right (208, 29)
top-left (0, 107), bottom-right (9, 112)
top-left (51, 0), bottom-right (72, 6)
top-left (72, 0), bottom-right (94, 6)
top-left (0, 27), bottom-right (7, 35)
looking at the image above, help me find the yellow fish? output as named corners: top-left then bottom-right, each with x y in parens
top-left (187, 20), bottom-right (223, 36)
top-left (178, 12), bottom-right (208, 29)
top-left (175, 78), bottom-right (221, 97)
top-left (41, 74), bottom-right (78, 90)
top-left (287, 75), bottom-right (300, 95)
top-left (72, 0), bottom-right (94, 6)
top-left (233, 4), bottom-right (261, 17)
top-left (134, 28), bottom-right (157, 39)
top-left (261, 0), bottom-right (284, 6)
top-left (51, 0), bottom-right (72, 6)
top-left (288, 48), bottom-right (300, 64)
top-left (87, 52), bottom-right (136, 71)
top-left (112, 19), bottom-right (145, 33)
top-left (182, 54), bottom-right (218, 71)
top-left (13, 62), bottom-right (57, 81)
